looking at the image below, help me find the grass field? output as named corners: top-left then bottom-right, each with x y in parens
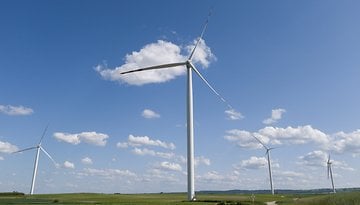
top-left (0, 191), bottom-right (359, 205)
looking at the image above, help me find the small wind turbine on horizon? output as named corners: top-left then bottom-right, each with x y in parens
top-left (327, 154), bottom-right (336, 194)
top-left (120, 12), bottom-right (233, 201)
top-left (13, 126), bottom-right (57, 195)
top-left (252, 135), bottom-right (275, 195)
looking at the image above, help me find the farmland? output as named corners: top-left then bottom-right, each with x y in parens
top-left (0, 191), bottom-right (359, 205)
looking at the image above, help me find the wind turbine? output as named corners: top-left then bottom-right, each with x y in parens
top-left (327, 154), bottom-right (336, 193)
top-left (120, 14), bottom-right (232, 201)
top-left (13, 126), bottom-right (57, 195)
top-left (252, 135), bottom-right (275, 195)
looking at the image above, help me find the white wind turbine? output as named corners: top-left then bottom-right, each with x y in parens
top-left (327, 154), bottom-right (336, 193)
top-left (120, 15), bottom-right (232, 201)
top-left (252, 135), bottom-right (275, 195)
top-left (13, 126), bottom-right (57, 195)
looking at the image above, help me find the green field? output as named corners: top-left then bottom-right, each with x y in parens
top-left (0, 191), bottom-right (359, 205)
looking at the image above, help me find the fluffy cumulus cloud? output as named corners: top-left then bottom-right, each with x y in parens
top-left (278, 171), bottom-right (305, 178)
top-left (186, 38), bottom-right (216, 67)
top-left (225, 109), bottom-right (244, 120)
top-left (0, 141), bottom-right (18, 153)
top-left (195, 156), bottom-right (211, 166)
top-left (63, 161), bottom-right (75, 169)
top-left (54, 131), bottom-right (109, 146)
top-left (225, 125), bottom-right (329, 149)
top-left (116, 142), bottom-right (128, 148)
top-left (224, 129), bottom-right (264, 149)
top-left (237, 156), bottom-right (267, 170)
top-left (298, 150), bottom-right (328, 167)
top-left (298, 150), bottom-right (354, 171)
top-left (95, 38), bottom-right (215, 86)
top-left (157, 161), bottom-right (182, 172)
top-left (263, 108), bottom-right (286, 125)
top-left (118, 135), bottom-right (175, 150)
top-left (224, 123), bottom-right (360, 157)
top-left (0, 105), bottom-right (33, 116)
top-left (83, 168), bottom-right (136, 178)
top-left (131, 148), bottom-right (174, 159)
top-left (197, 171), bottom-right (224, 181)
top-left (330, 130), bottom-right (360, 154)
top-left (258, 125), bottom-right (329, 145)
top-left (81, 157), bottom-right (93, 165)
top-left (142, 109), bottom-right (160, 119)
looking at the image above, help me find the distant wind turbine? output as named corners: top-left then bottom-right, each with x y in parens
top-left (252, 135), bottom-right (275, 195)
top-left (120, 13), bottom-right (232, 201)
top-left (327, 154), bottom-right (336, 193)
top-left (13, 126), bottom-right (57, 195)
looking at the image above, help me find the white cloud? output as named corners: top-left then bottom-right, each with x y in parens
top-left (0, 141), bottom-right (18, 153)
top-left (225, 109), bottom-right (244, 120)
top-left (332, 160), bottom-right (355, 171)
top-left (63, 161), bottom-right (75, 169)
top-left (78, 132), bottom-right (108, 146)
top-left (54, 133), bottom-right (80, 145)
top-left (237, 156), bottom-right (267, 170)
top-left (54, 131), bottom-right (109, 146)
top-left (225, 125), bottom-right (330, 149)
top-left (186, 38), bottom-right (216, 68)
top-left (330, 130), bottom-right (360, 154)
top-left (226, 125), bottom-right (360, 157)
top-left (95, 39), bottom-right (215, 86)
top-left (298, 150), bottom-right (355, 171)
top-left (142, 109), bottom-right (160, 119)
top-left (298, 150), bottom-right (327, 167)
top-left (119, 135), bottom-right (175, 150)
top-left (131, 148), bottom-right (174, 159)
top-left (83, 168), bottom-right (136, 178)
top-left (263, 108), bottom-right (286, 125)
top-left (0, 156), bottom-right (4, 160)
top-left (195, 156), bottom-right (211, 166)
top-left (224, 129), bottom-right (264, 149)
top-left (278, 171), bottom-right (305, 178)
top-left (198, 171), bottom-right (224, 181)
top-left (157, 161), bottom-right (182, 172)
top-left (259, 125), bottom-right (329, 145)
top-left (144, 168), bottom-right (181, 184)
top-left (0, 105), bottom-right (33, 116)
top-left (175, 155), bottom-right (211, 167)
top-left (116, 142), bottom-right (128, 148)
top-left (81, 157), bottom-right (93, 165)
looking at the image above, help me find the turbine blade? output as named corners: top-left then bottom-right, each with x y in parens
top-left (120, 62), bottom-right (187, 75)
top-left (39, 146), bottom-right (57, 166)
top-left (188, 9), bottom-right (212, 61)
top-left (189, 62), bottom-right (233, 110)
top-left (327, 164), bottom-right (331, 179)
top-left (38, 125), bottom-right (49, 144)
top-left (251, 135), bottom-right (269, 150)
top-left (268, 147), bottom-right (276, 151)
top-left (12, 146), bottom-right (37, 154)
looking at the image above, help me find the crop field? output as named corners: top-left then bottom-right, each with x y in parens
top-left (0, 191), bottom-right (359, 205)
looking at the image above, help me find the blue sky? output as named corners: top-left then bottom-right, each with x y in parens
top-left (1, 0), bottom-right (360, 194)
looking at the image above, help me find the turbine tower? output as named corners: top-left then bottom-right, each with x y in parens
top-left (327, 154), bottom-right (336, 193)
top-left (120, 14), bottom-right (232, 201)
top-left (252, 135), bottom-right (275, 195)
top-left (13, 126), bottom-right (57, 195)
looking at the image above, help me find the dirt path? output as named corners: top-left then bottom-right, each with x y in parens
top-left (266, 201), bottom-right (277, 205)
